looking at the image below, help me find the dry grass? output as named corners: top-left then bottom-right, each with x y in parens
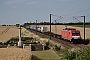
top-left (0, 48), bottom-right (32, 60)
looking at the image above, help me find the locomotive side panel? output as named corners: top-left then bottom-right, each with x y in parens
top-left (61, 30), bottom-right (70, 40)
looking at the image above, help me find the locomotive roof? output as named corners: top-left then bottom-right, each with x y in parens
top-left (63, 28), bottom-right (76, 32)
top-left (65, 28), bottom-right (76, 30)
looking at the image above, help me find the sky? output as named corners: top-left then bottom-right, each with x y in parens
top-left (0, 0), bottom-right (90, 25)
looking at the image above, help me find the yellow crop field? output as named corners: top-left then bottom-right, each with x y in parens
top-left (0, 26), bottom-right (32, 60)
top-left (0, 26), bottom-right (38, 42)
top-left (0, 48), bottom-right (32, 60)
top-left (0, 26), bottom-right (19, 42)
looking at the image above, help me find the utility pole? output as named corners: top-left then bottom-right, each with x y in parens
top-left (30, 21), bottom-right (31, 29)
top-left (50, 14), bottom-right (52, 40)
top-left (55, 20), bottom-right (57, 34)
top-left (81, 16), bottom-right (85, 41)
top-left (73, 16), bottom-right (86, 41)
top-left (44, 22), bottom-right (45, 27)
top-left (36, 20), bottom-right (37, 35)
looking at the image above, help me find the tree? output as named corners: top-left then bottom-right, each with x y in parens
top-left (16, 24), bottom-right (20, 27)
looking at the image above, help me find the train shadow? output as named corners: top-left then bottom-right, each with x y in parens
top-left (82, 39), bottom-right (89, 45)
top-left (73, 39), bottom-right (89, 45)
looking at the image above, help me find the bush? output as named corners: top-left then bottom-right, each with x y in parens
top-left (55, 45), bottom-right (61, 51)
top-left (63, 47), bottom-right (90, 60)
top-left (5, 37), bottom-right (34, 45)
top-left (22, 37), bottom-right (34, 41)
top-left (76, 47), bottom-right (90, 60)
top-left (23, 42), bottom-right (37, 44)
top-left (63, 51), bottom-right (78, 60)
top-left (45, 41), bottom-right (49, 46)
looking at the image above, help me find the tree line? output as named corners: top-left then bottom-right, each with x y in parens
top-left (23, 22), bottom-right (90, 26)
top-left (1, 22), bottom-right (90, 27)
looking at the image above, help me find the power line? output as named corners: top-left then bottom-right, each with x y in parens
top-left (53, 16), bottom-right (63, 23)
top-left (51, 14), bottom-right (63, 23)
top-left (73, 17), bottom-right (81, 23)
top-left (51, 14), bottom-right (61, 17)
top-left (62, 8), bottom-right (90, 16)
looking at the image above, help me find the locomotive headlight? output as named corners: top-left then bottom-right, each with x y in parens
top-left (72, 36), bottom-right (80, 39)
top-left (78, 37), bottom-right (81, 39)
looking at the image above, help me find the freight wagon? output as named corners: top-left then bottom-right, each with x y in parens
top-left (30, 25), bottom-right (47, 32)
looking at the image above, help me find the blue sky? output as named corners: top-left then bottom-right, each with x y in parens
top-left (0, 0), bottom-right (90, 25)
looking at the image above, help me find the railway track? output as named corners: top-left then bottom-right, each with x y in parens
top-left (26, 28), bottom-right (88, 49)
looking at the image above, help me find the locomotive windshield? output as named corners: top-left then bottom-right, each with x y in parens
top-left (72, 32), bottom-right (80, 34)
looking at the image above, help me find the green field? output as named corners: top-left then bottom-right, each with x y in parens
top-left (32, 50), bottom-right (61, 60)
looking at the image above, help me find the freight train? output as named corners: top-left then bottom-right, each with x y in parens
top-left (25, 25), bottom-right (47, 32)
top-left (61, 28), bottom-right (81, 43)
top-left (26, 25), bottom-right (81, 43)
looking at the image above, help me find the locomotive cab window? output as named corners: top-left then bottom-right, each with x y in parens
top-left (72, 32), bottom-right (75, 34)
top-left (76, 32), bottom-right (80, 34)
top-left (72, 32), bottom-right (80, 34)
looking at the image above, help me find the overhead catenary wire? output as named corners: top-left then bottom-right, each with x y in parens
top-left (53, 16), bottom-right (63, 23)
top-left (50, 8), bottom-right (90, 23)
top-left (51, 14), bottom-right (63, 34)
top-left (61, 8), bottom-right (90, 16)
top-left (73, 17), bottom-right (81, 23)
top-left (51, 14), bottom-right (63, 23)
top-left (51, 8), bottom-right (90, 23)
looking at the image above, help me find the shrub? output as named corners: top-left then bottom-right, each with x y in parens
top-left (63, 47), bottom-right (90, 60)
top-left (76, 47), bottom-right (90, 60)
top-left (23, 42), bottom-right (37, 44)
top-left (63, 51), bottom-right (78, 60)
top-left (55, 45), bottom-right (61, 51)
top-left (5, 37), bottom-right (35, 45)
top-left (45, 41), bottom-right (49, 46)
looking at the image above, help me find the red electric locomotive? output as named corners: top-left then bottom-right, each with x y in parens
top-left (61, 28), bottom-right (81, 42)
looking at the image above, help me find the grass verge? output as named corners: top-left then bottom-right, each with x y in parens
top-left (32, 50), bottom-right (60, 60)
